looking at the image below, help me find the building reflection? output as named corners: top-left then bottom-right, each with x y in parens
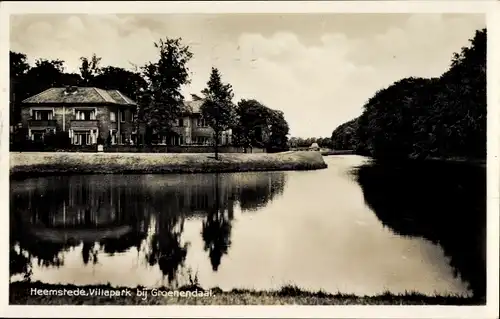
top-left (10, 172), bottom-right (286, 284)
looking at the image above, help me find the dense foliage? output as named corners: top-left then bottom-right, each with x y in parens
top-left (331, 28), bottom-right (486, 161)
top-left (234, 99), bottom-right (290, 153)
top-left (288, 137), bottom-right (333, 149)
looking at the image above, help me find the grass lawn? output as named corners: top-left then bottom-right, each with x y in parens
top-left (9, 282), bottom-right (483, 306)
top-left (10, 151), bottom-right (327, 178)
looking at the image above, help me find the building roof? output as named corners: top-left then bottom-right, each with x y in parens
top-left (310, 142), bottom-right (320, 148)
top-left (21, 87), bottom-right (137, 106)
top-left (182, 99), bottom-right (204, 114)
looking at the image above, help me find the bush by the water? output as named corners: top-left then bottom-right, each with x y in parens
top-left (331, 29), bottom-right (486, 161)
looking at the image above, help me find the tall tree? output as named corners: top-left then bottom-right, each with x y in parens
top-left (200, 67), bottom-right (236, 159)
top-left (10, 51), bottom-right (31, 127)
top-left (141, 37), bottom-right (193, 144)
top-left (10, 51), bottom-right (30, 79)
top-left (79, 53), bottom-right (102, 86)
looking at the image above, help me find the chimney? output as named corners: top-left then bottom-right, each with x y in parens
top-left (65, 86), bottom-right (78, 94)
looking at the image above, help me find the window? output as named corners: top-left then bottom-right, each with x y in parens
top-left (73, 131), bottom-right (91, 145)
top-left (178, 118), bottom-right (184, 127)
top-left (109, 130), bottom-right (117, 145)
top-left (33, 110), bottom-right (53, 121)
top-left (197, 117), bottom-right (207, 127)
top-left (120, 110), bottom-right (126, 122)
top-left (194, 136), bottom-right (210, 145)
top-left (169, 135), bottom-right (184, 146)
top-left (110, 112), bottom-right (116, 122)
top-left (75, 109), bottom-right (96, 120)
top-left (32, 131), bottom-right (44, 142)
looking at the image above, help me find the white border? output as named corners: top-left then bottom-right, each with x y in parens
top-left (0, 1), bottom-right (499, 318)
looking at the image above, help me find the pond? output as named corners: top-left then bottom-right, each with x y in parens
top-left (9, 155), bottom-right (486, 299)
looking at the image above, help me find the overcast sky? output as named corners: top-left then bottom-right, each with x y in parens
top-left (10, 13), bottom-right (485, 137)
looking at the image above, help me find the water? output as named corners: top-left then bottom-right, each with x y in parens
top-left (9, 155), bottom-right (486, 299)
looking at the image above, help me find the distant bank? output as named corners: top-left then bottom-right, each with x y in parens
top-left (9, 151), bottom-right (327, 178)
top-left (319, 148), bottom-right (485, 167)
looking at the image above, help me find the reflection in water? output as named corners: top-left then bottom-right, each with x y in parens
top-left (10, 172), bottom-right (286, 286)
top-left (201, 175), bottom-right (235, 271)
top-left (354, 160), bottom-right (486, 301)
top-left (9, 157), bottom-right (485, 299)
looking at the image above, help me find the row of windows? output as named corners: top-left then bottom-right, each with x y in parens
top-left (30, 109), bottom-right (130, 122)
top-left (30, 129), bottom-right (228, 146)
top-left (173, 118), bottom-right (208, 127)
top-left (31, 110), bottom-right (207, 126)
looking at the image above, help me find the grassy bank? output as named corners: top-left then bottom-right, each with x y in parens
top-left (9, 282), bottom-right (481, 305)
top-left (9, 151), bottom-right (327, 178)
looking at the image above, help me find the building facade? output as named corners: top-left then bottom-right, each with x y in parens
top-left (20, 87), bottom-right (231, 147)
top-left (20, 86), bottom-right (137, 146)
top-left (166, 95), bottom-right (232, 146)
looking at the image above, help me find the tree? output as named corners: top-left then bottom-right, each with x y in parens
top-left (140, 37), bottom-right (193, 144)
top-left (316, 137), bottom-right (333, 149)
top-left (331, 118), bottom-right (359, 151)
top-left (79, 53), bottom-right (102, 86)
top-left (234, 99), bottom-right (270, 151)
top-left (200, 67), bottom-right (236, 160)
top-left (60, 73), bottom-right (83, 86)
top-left (93, 66), bottom-right (147, 100)
top-left (10, 51), bottom-right (30, 79)
top-left (330, 28), bottom-right (486, 161)
top-left (234, 99), bottom-right (290, 153)
top-left (266, 109), bottom-right (289, 152)
top-left (22, 58), bottom-right (66, 99)
top-left (10, 51), bottom-right (30, 127)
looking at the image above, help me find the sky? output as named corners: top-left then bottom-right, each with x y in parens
top-left (10, 13), bottom-right (485, 138)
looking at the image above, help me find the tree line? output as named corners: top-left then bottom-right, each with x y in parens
top-left (331, 28), bottom-right (486, 161)
top-left (10, 37), bottom-right (290, 157)
top-left (288, 136), bottom-right (333, 149)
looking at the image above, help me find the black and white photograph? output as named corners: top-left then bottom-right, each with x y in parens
top-left (1, 1), bottom-right (499, 318)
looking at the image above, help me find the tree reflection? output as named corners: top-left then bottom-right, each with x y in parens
top-left (354, 160), bottom-right (486, 302)
top-left (235, 172), bottom-right (286, 212)
top-left (144, 212), bottom-right (188, 284)
top-left (10, 171), bottom-right (287, 284)
top-left (201, 174), bottom-right (234, 271)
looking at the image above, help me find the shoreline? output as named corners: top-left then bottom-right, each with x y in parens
top-left (9, 281), bottom-right (483, 306)
top-left (324, 150), bottom-right (486, 167)
top-left (9, 151), bottom-right (327, 178)
top-left (320, 150), bottom-right (355, 156)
